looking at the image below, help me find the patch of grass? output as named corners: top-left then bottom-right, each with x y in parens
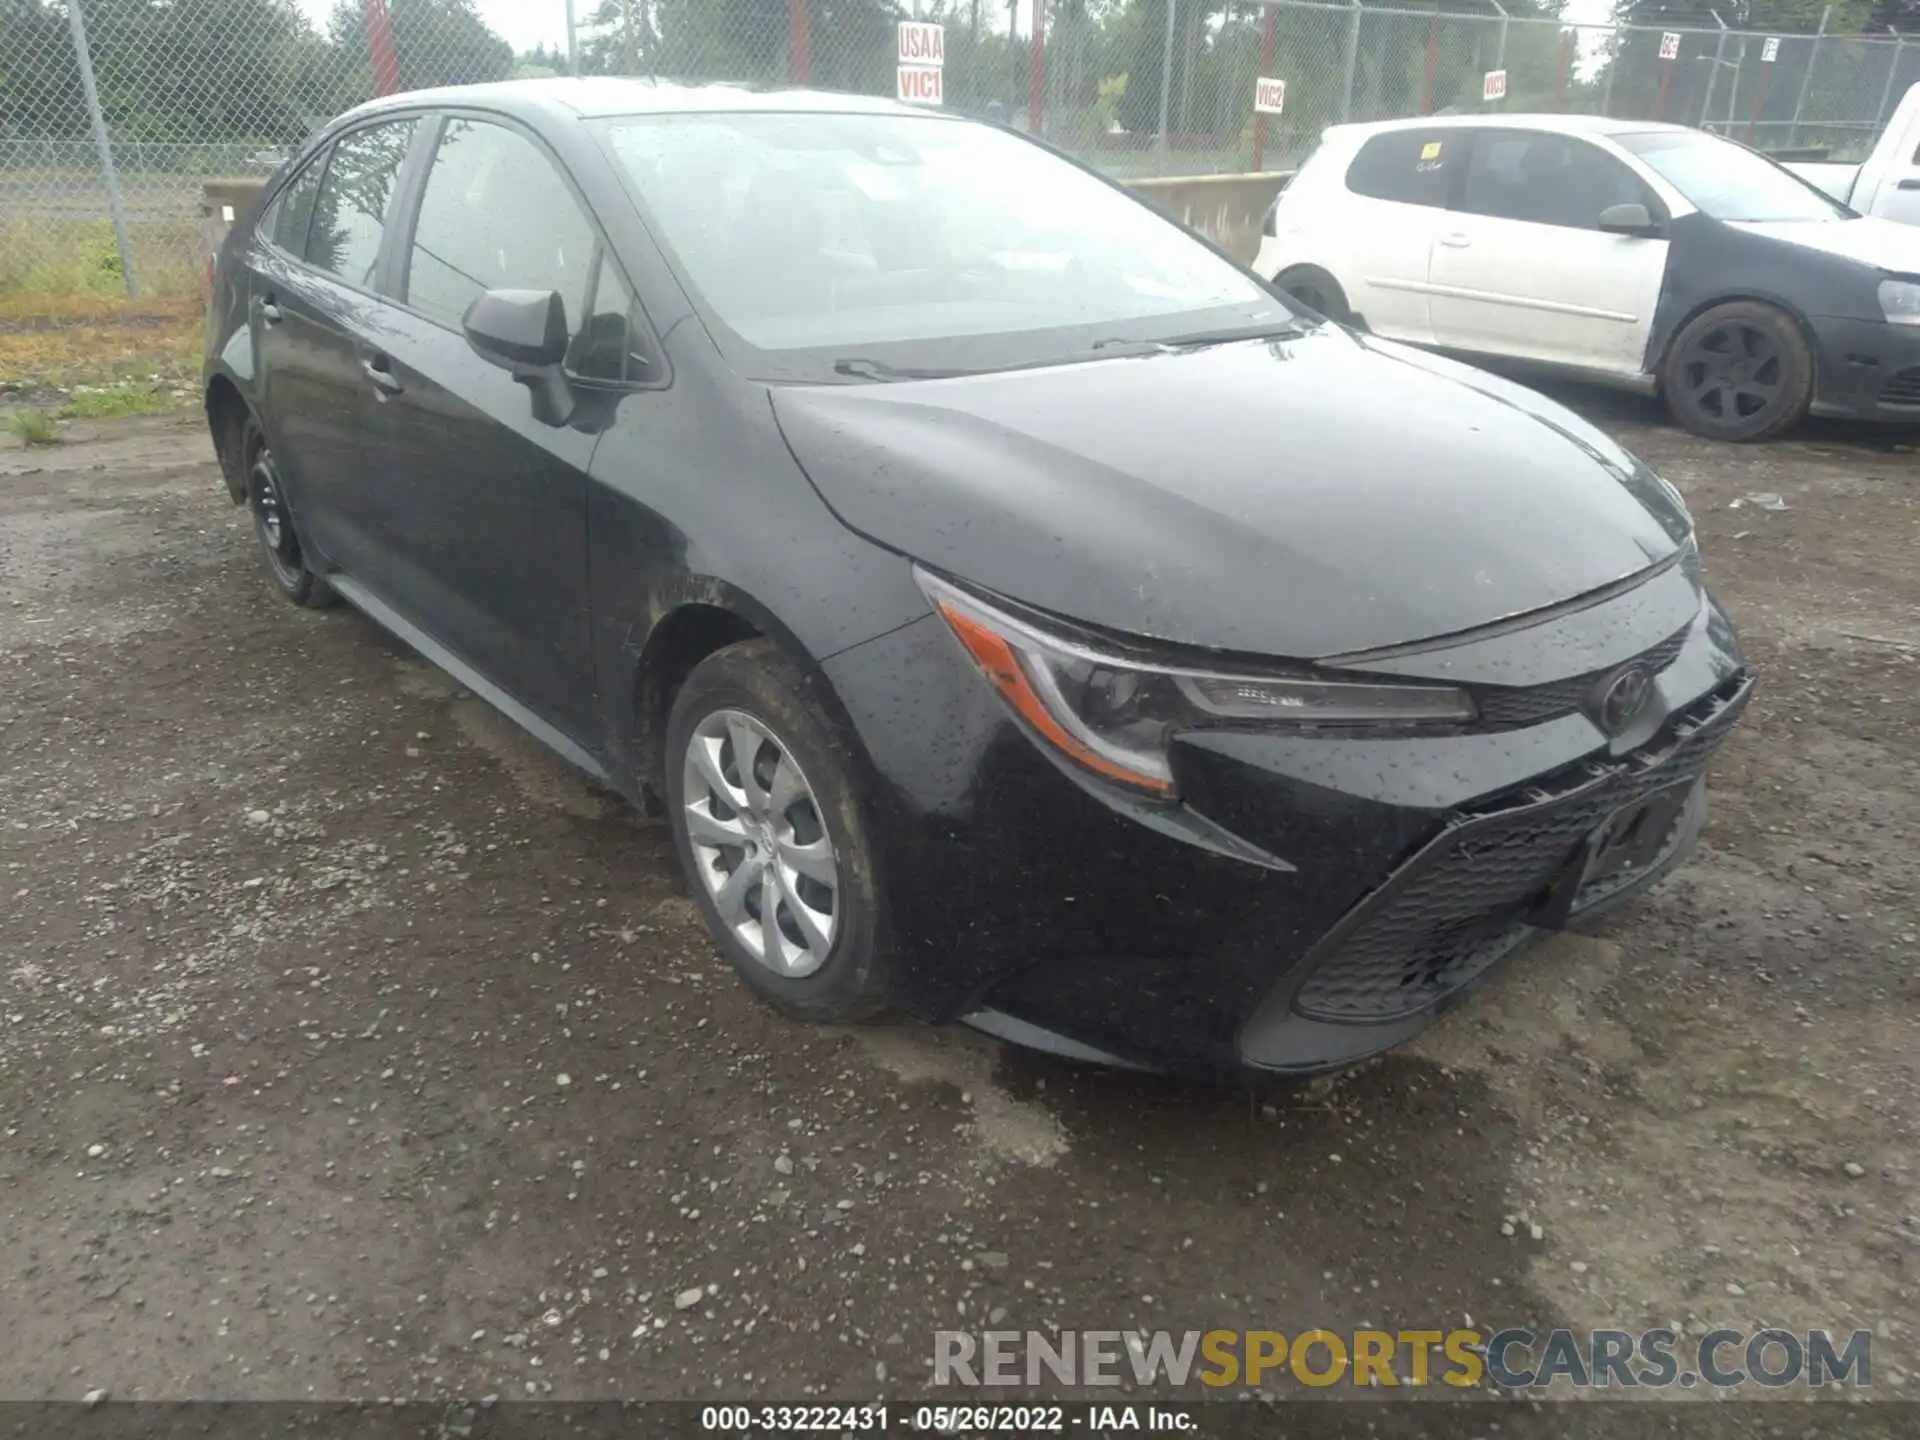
top-left (6, 409), bottom-right (57, 446)
top-left (57, 382), bottom-right (178, 421)
top-left (0, 289), bottom-right (201, 408)
top-left (0, 217), bottom-right (202, 302)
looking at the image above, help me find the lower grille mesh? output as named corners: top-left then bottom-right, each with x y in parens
top-left (1292, 679), bottom-right (1745, 1023)
top-left (1881, 366), bottom-right (1920, 410)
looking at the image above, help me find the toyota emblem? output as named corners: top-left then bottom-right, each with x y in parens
top-left (1594, 663), bottom-right (1656, 735)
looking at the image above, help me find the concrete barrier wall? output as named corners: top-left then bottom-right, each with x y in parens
top-left (202, 167), bottom-right (1293, 273)
top-left (1124, 171), bottom-right (1294, 265)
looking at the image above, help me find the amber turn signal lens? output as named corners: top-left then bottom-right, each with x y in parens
top-left (935, 600), bottom-right (1175, 796)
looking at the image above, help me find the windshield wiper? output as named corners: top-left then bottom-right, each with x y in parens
top-left (832, 357), bottom-right (980, 382)
top-left (1087, 320), bottom-right (1309, 358)
top-left (1156, 319), bottom-right (1311, 347)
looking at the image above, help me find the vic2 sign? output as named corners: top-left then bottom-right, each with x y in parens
top-left (1254, 77), bottom-right (1286, 116)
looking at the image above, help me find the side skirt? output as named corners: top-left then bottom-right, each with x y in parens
top-left (327, 573), bottom-right (617, 791)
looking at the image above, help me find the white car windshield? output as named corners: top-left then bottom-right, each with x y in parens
top-left (601, 110), bottom-right (1290, 377)
top-left (1616, 130), bottom-right (1850, 223)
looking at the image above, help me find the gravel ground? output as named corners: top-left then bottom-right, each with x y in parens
top-left (0, 400), bottom-right (1916, 1408)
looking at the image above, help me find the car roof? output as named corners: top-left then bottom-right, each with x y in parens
top-left (338, 76), bottom-right (946, 128)
top-left (1327, 112), bottom-right (1695, 141)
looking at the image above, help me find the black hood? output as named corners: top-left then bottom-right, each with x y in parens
top-left (771, 326), bottom-right (1692, 659)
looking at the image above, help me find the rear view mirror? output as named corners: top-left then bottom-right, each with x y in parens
top-left (1598, 202), bottom-right (1659, 236)
top-left (463, 288), bottom-right (574, 425)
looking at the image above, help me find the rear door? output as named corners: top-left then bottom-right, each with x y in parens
top-left (1324, 127), bottom-right (1464, 344)
top-left (251, 116), bottom-right (420, 581)
top-left (1426, 130), bottom-right (1669, 376)
top-left (361, 114), bottom-right (613, 744)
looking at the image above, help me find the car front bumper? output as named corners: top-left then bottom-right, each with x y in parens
top-left (1808, 314), bottom-right (1920, 421)
top-left (821, 584), bottom-right (1750, 1078)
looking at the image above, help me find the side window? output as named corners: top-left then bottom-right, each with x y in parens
top-left (269, 154), bottom-right (325, 257)
top-left (305, 119), bottom-right (416, 286)
top-left (1345, 130), bottom-right (1457, 208)
top-left (405, 119), bottom-right (596, 333)
top-left (567, 260), bottom-right (651, 383)
top-left (1459, 132), bottom-right (1649, 230)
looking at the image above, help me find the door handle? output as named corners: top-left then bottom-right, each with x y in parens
top-left (1897, 178), bottom-right (1920, 191)
top-left (1439, 232), bottom-right (1472, 248)
top-left (254, 297), bottom-right (282, 324)
top-left (360, 355), bottom-right (404, 396)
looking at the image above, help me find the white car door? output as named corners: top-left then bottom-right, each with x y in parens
top-left (1300, 127), bottom-right (1464, 345)
top-left (1425, 131), bottom-right (1670, 376)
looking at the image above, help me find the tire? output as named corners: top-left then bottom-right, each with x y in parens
top-left (1660, 301), bottom-right (1813, 443)
top-left (243, 417), bottom-right (335, 608)
top-left (1274, 266), bottom-right (1354, 327)
top-left (664, 638), bottom-right (890, 1023)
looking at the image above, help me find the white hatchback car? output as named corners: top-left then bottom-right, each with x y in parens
top-left (1255, 114), bottom-right (1920, 440)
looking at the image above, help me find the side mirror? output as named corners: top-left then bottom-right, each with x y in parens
top-left (1598, 202), bottom-right (1659, 237)
top-left (463, 288), bottom-right (574, 425)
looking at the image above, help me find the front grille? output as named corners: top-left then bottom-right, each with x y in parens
top-left (1474, 624), bottom-right (1690, 730)
top-left (1881, 366), bottom-right (1920, 410)
top-left (1291, 676), bottom-right (1749, 1024)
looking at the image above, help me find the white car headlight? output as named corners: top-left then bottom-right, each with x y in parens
top-left (1878, 278), bottom-right (1920, 326)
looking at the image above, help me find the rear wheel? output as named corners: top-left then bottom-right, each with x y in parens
top-left (1661, 301), bottom-right (1813, 442)
top-left (244, 418), bottom-right (334, 608)
top-left (1274, 266), bottom-right (1354, 327)
top-left (665, 639), bottom-right (889, 1023)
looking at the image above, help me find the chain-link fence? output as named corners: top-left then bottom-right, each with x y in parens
top-left (4, 0), bottom-right (1915, 300)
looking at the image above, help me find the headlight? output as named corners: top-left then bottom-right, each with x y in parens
top-left (1879, 278), bottom-right (1920, 326)
top-left (916, 569), bottom-right (1477, 796)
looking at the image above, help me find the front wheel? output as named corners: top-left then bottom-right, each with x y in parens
top-left (1660, 301), bottom-right (1813, 443)
top-left (664, 639), bottom-right (889, 1023)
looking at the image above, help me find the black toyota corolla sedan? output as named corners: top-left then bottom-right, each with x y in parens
top-left (203, 78), bottom-right (1752, 1077)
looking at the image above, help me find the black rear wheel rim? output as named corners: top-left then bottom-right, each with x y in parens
top-left (249, 451), bottom-right (304, 591)
top-left (1677, 321), bottom-right (1785, 425)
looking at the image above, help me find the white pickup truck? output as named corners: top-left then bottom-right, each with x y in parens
top-left (1785, 81), bottom-right (1920, 226)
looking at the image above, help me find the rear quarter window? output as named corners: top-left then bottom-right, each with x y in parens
top-left (1345, 130), bottom-right (1458, 208)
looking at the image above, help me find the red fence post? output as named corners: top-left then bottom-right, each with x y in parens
top-left (1422, 16), bottom-right (1439, 115)
top-left (788, 0), bottom-right (811, 85)
top-left (1656, 54), bottom-right (1673, 120)
top-left (1252, 3), bottom-right (1277, 169)
top-left (1028, 0), bottom-right (1047, 138)
top-left (364, 0), bottom-right (401, 97)
top-left (1555, 30), bottom-right (1572, 110)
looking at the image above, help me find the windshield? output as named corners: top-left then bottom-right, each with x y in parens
top-left (599, 111), bottom-right (1291, 379)
top-left (1615, 130), bottom-right (1849, 223)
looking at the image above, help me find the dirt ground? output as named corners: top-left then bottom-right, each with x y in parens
top-left (0, 396), bottom-right (1916, 1410)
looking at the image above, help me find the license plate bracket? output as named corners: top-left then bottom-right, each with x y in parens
top-left (1527, 780), bottom-right (1694, 931)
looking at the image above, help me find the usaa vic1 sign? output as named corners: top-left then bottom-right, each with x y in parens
top-left (898, 21), bottom-right (944, 105)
